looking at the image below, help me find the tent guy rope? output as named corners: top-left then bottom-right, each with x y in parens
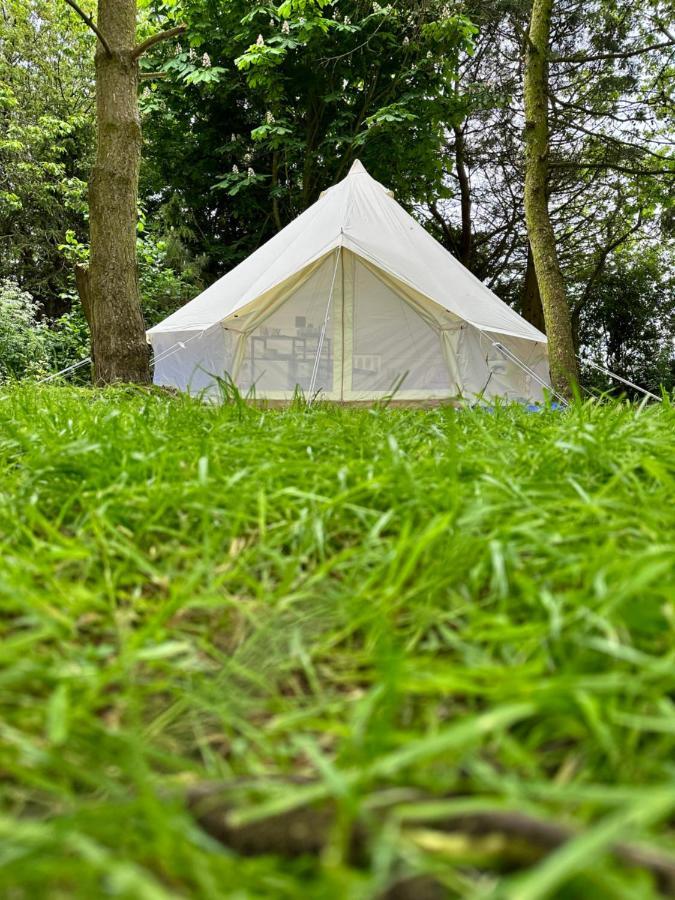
top-left (39, 357), bottom-right (92, 383)
top-left (150, 329), bottom-right (208, 367)
top-left (307, 248), bottom-right (341, 403)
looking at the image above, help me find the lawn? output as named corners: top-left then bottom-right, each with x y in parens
top-left (1, 384), bottom-right (674, 899)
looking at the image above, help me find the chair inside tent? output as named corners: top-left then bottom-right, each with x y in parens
top-left (148, 161), bottom-right (550, 404)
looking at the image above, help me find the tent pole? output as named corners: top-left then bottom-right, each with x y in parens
top-left (493, 340), bottom-right (663, 405)
top-left (486, 336), bottom-right (569, 406)
top-left (308, 248), bottom-right (341, 404)
top-left (582, 358), bottom-right (662, 402)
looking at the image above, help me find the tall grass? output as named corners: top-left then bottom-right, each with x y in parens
top-left (1, 384), bottom-right (674, 898)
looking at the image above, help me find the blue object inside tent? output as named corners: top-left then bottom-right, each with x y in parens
top-left (526, 402), bottom-right (564, 412)
top-left (468, 401), bottom-right (565, 413)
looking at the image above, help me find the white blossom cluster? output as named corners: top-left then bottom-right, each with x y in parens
top-left (230, 162), bottom-right (257, 179)
top-left (175, 44), bottom-right (212, 67)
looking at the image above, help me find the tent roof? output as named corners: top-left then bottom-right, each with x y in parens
top-left (148, 159), bottom-right (546, 343)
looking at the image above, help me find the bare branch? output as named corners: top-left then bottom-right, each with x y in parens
top-left (551, 161), bottom-right (674, 177)
top-left (428, 201), bottom-right (456, 254)
top-left (549, 99), bottom-right (674, 162)
top-left (132, 24), bottom-right (187, 61)
top-left (573, 211), bottom-right (644, 317)
top-left (185, 783), bottom-right (675, 895)
top-left (553, 38), bottom-right (675, 65)
top-left (63, 0), bottom-right (112, 57)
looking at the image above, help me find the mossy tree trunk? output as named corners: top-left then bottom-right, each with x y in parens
top-left (521, 242), bottom-right (546, 333)
top-left (523, 0), bottom-right (579, 396)
top-left (65, 0), bottom-right (185, 384)
top-left (75, 0), bottom-right (149, 384)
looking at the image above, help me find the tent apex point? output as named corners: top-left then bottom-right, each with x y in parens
top-left (348, 159), bottom-right (368, 175)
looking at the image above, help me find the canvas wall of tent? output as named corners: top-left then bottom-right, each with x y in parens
top-left (149, 161), bottom-right (550, 403)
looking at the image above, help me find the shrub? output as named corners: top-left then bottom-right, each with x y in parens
top-left (0, 278), bottom-right (52, 380)
top-left (47, 305), bottom-right (91, 377)
top-left (0, 278), bottom-right (93, 382)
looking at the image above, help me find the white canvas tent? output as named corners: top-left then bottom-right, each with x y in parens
top-left (148, 160), bottom-right (550, 403)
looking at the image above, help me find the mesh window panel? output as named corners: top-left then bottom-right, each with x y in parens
top-left (238, 255), bottom-right (337, 397)
top-left (485, 335), bottom-right (549, 403)
top-left (456, 329), bottom-right (549, 403)
top-left (153, 327), bottom-right (235, 397)
top-left (351, 259), bottom-right (451, 394)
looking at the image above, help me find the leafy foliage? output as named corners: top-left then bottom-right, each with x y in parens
top-left (0, 0), bottom-right (94, 315)
top-left (0, 279), bottom-right (52, 379)
top-left (579, 249), bottom-right (675, 394)
top-left (141, 0), bottom-right (475, 274)
top-left (136, 210), bottom-right (208, 326)
top-left (424, 0), bottom-right (674, 385)
top-left (0, 279), bottom-right (88, 380)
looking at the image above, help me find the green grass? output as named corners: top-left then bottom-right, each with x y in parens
top-left (1, 383), bottom-right (674, 898)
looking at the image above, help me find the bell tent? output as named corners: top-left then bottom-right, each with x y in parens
top-left (148, 161), bottom-right (550, 403)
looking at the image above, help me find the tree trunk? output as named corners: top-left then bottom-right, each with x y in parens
top-left (521, 242), bottom-right (546, 332)
top-left (77, 0), bottom-right (150, 384)
top-left (523, 0), bottom-right (578, 396)
top-left (453, 124), bottom-right (472, 268)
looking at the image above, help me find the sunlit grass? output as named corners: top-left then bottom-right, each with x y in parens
top-left (1, 384), bottom-right (674, 898)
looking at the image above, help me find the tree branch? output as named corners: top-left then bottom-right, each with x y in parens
top-left (573, 212), bottom-right (644, 318)
top-left (550, 161), bottom-right (674, 177)
top-left (550, 107), bottom-right (674, 162)
top-left (132, 25), bottom-right (187, 60)
top-left (185, 783), bottom-right (675, 895)
top-left (63, 0), bottom-right (112, 57)
top-left (428, 201), bottom-right (457, 254)
top-left (552, 38), bottom-right (675, 65)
